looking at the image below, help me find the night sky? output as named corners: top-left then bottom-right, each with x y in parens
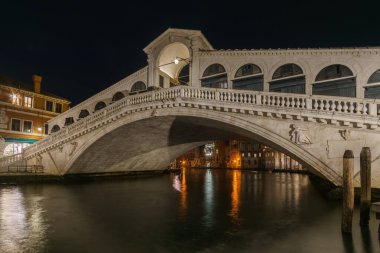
top-left (1, 0), bottom-right (379, 105)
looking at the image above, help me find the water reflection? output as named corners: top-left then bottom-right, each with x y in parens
top-left (230, 170), bottom-right (241, 224)
top-left (0, 187), bottom-right (48, 253)
top-left (203, 170), bottom-right (214, 228)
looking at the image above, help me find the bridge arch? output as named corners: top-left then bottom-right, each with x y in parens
top-left (78, 109), bottom-right (90, 119)
top-left (63, 107), bottom-right (340, 185)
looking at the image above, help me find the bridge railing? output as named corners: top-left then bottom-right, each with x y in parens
top-left (5, 86), bottom-right (380, 166)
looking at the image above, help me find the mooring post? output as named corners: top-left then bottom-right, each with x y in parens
top-left (360, 147), bottom-right (371, 227)
top-left (342, 150), bottom-right (354, 233)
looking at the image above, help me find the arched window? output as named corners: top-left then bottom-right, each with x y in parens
top-left (233, 64), bottom-right (263, 91)
top-left (201, 63), bottom-right (227, 89)
top-left (313, 64), bottom-right (355, 97)
top-left (112, 92), bottom-right (125, 102)
top-left (51, 125), bottom-right (60, 133)
top-left (78, 109), bottom-right (90, 119)
top-left (94, 101), bottom-right (106, 111)
top-left (177, 64), bottom-right (189, 86)
top-left (64, 117), bottom-right (74, 126)
top-left (130, 81), bottom-right (146, 93)
top-left (270, 64), bottom-right (305, 94)
top-left (364, 69), bottom-right (380, 98)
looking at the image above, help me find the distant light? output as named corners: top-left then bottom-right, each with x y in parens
top-left (174, 58), bottom-right (179, 65)
top-left (37, 127), bottom-right (42, 132)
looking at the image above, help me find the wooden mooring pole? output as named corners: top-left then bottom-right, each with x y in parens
top-left (342, 150), bottom-right (354, 233)
top-left (360, 147), bottom-right (371, 227)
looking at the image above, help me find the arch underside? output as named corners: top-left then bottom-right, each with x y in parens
top-left (67, 113), bottom-right (337, 184)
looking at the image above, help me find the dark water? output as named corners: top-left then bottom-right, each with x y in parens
top-left (0, 169), bottom-right (379, 253)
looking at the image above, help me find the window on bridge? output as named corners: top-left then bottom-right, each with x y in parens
top-left (51, 125), bottom-right (60, 133)
top-left (177, 64), bottom-right (189, 86)
top-left (201, 63), bottom-right (228, 89)
top-left (364, 69), bottom-right (380, 99)
top-left (94, 101), bottom-right (107, 111)
top-left (64, 117), bottom-right (74, 126)
top-left (130, 81), bottom-right (147, 93)
top-left (313, 64), bottom-right (356, 97)
top-left (233, 64), bottom-right (263, 91)
top-left (270, 64), bottom-right (305, 94)
top-left (112, 92), bottom-right (125, 102)
top-left (78, 109), bottom-right (90, 119)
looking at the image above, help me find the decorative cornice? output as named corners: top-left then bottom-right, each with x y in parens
top-left (199, 48), bottom-right (380, 57)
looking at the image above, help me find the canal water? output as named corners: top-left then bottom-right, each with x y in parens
top-left (0, 169), bottom-right (378, 253)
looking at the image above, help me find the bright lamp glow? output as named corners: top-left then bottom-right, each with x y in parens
top-left (37, 127), bottom-right (42, 132)
top-left (174, 58), bottom-right (179, 64)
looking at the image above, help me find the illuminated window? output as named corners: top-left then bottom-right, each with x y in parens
top-left (11, 94), bottom-right (21, 105)
top-left (46, 101), bottom-right (53, 111)
top-left (248, 152), bottom-right (251, 157)
top-left (55, 103), bottom-right (62, 113)
top-left (11, 119), bottom-right (21, 131)
top-left (23, 121), bottom-right (32, 133)
top-left (24, 96), bottom-right (32, 108)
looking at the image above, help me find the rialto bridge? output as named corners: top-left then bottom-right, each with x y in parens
top-left (1, 28), bottom-right (380, 188)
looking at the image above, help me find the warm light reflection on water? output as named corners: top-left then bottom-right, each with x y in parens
top-left (230, 170), bottom-right (241, 223)
top-left (0, 187), bottom-right (48, 253)
top-left (203, 170), bottom-right (214, 228)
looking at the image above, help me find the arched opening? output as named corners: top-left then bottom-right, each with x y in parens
top-left (94, 101), bottom-right (107, 111)
top-left (270, 64), bottom-right (305, 94)
top-left (157, 42), bottom-right (190, 88)
top-left (201, 64), bottom-right (228, 89)
top-left (78, 109), bottom-right (90, 119)
top-left (130, 81), bottom-right (147, 93)
top-left (66, 113), bottom-right (339, 185)
top-left (313, 64), bottom-right (356, 97)
top-left (51, 125), bottom-right (60, 133)
top-left (112, 92), bottom-right (125, 102)
top-left (233, 64), bottom-right (263, 91)
top-left (177, 64), bottom-right (190, 86)
top-left (64, 117), bottom-right (74, 126)
top-left (364, 69), bottom-right (380, 98)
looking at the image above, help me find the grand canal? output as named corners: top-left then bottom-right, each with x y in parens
top-left (0, 169), bottom-right (378, 253)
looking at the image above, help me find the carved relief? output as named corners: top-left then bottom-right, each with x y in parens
top-left (69, 142), bottom-right (78, 156)
top-left (58, 145), bottom-right (64, 153)
top-left (0, 109), bottom-right (9, 129)
top-left (290, 124), bottom-right (312, 145)
top-left (151, 109), bottom-right (158, 117)
top-left (339, 129), bottom-right (351, 140)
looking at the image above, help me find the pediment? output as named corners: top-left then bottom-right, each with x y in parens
top-left (143, 28), bottom-right (213, 54)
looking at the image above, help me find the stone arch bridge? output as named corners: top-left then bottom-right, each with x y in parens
top-left (1, 86), bottom-right (380, 187)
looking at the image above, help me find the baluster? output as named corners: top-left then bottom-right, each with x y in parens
top-left (342, 102), bottom-right (348, 113)
top-left (362, 104), bottom-right (368, 115)
top-left (348, 102), bottom-right (354, 113)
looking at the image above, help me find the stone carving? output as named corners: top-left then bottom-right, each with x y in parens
top-left (58, 145), bottom-right (64, 153)
top-left (69, 142), bottom-right (78, 156)
top-left (151, 109), bottom-right (158, 117)
top-left (36, 154), bottom-right (42, 165)
top-left (290, 124), bottom-right (312, 145)
top-left (0, 109), bottom-right (9, 129)
top-left (339, 129), bottom-right (351, 140)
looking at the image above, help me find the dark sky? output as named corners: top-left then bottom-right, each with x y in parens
top-left (1, 0), bottom-right (379, 105)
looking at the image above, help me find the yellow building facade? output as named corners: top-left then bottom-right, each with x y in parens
top-left (0, 75), bottom-right (70, 157)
